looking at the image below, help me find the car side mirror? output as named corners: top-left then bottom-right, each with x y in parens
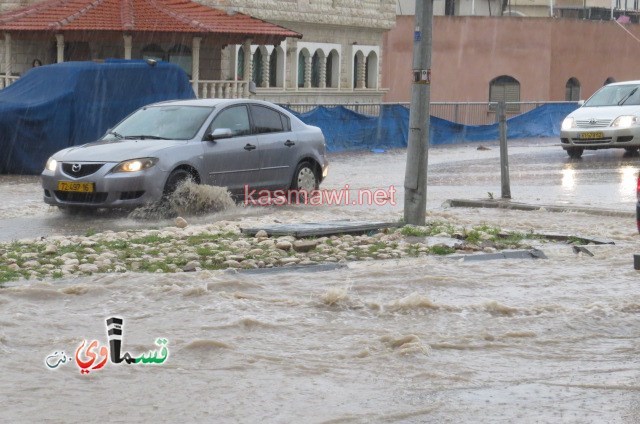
top-left (206, 128), bottom-right (233, 141)
top-left (578, 100), bottom-right (585, 107)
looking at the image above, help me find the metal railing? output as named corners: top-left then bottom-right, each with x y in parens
top-left (282, 101), bottom-right (577, 126)
top-left (193, 80), bottom-right (249, 99)
top-left (0, 75), bottom-right (19, 89)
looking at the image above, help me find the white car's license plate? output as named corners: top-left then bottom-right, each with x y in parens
top-left (579, 131), bottom-right (604, 139)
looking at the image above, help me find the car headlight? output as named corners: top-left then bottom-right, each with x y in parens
top-left (561, 117), bottom-right (574, 131)
top-left (45, 158), bottom-right (57, 172)
top-left (611, 115), bottom-right (640, 128)
top-left (111, 158), bottom-right (158, 173)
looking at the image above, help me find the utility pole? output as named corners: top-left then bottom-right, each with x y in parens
top-left (404, 0), bottom-right (433, 225)
top-left (498, 101), bottom-right (511, 199)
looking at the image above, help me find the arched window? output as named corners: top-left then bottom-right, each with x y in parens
top-left (366, 51), bottom-right (378, 89)
top-left (489, 75), bottom-right (520, 111)
top-left (141, 44), bottom-right (165, 62)
top-left (565, 78), bottom-right (581, 101)
top-left (311, 51), bottom-right (321, 88)
top-left (237, 46), bottom-right (245, 79)
top-left (326, 50), bottom-right (339, 89)
top-left (269, 49), bottom-right (278, 88)
top-left (252, 48), bottom-right (263, 87)
top-left (604, 77), bottom-right (616, 85)
top-left (168, 44), bottom-right (192, 78)
top-left (298, 51), bottom-right (306, 88)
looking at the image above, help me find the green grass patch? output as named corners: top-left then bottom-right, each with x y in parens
top-left (429, 245), bottom-right (456, 255)
top-left (0, 266), bottom-right (27, 284)
top-left (400, 225), bottom-right (431, 237)
top-left (129, 234), bottom-right (174, 245)
top-left (185, 231), bottom-right (238, 246)
top-left (367, 242), bottom-right (387, 254)
top-left (196, 246), bottom-right (219, 256)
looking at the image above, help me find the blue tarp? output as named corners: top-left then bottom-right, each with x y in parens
top-left (0, 60), bottom-right (195, 174)
top-left (292, 105), bottom-right (410, 152)
top-left (289, 103), bottom-right (580, 153)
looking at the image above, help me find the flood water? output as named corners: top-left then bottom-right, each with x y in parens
top-left (1, 139), bottom-right (640, 422)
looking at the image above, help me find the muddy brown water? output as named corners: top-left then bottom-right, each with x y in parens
top-left (1, 141), bottom-right (640, 421)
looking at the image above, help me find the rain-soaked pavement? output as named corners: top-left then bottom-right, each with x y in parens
top-left (0, 137), bottom-right (638, 241)
top-left (2, 138), bottom-right (640, 423)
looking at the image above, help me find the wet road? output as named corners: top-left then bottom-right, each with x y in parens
top-left (3, 138), bottom-right (640, 423)
top-left (0, 138), bottom-right (637, 242)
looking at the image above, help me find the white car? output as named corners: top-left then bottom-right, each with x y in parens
top-left (560, 80), bottom-right (640, 158)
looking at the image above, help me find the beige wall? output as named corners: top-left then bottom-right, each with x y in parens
top-left (383, 16), bottom-right (640, 103)
top-left (198, 0), bottom-right (396, 29)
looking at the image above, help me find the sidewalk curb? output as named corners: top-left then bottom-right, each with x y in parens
top-left (444, 199), bottom-right (634, 218)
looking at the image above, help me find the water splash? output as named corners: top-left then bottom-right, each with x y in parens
top-left (129, 181), bottom-right (235, 219)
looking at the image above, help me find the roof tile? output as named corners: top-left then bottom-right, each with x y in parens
top-left (0, 0), bottom-right (301, 41)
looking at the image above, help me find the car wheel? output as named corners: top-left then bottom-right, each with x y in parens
top-left (290, 161), bottom-right (318, 193)
top-left (163, 169), bottom-right (193, 197)
top-left (566, 147), bottom-right (583, 159)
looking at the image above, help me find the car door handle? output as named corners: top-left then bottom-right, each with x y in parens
top-left (284, 140), bottom-right (295, 147)
top-left (244, 143), bottom-right (257, 151)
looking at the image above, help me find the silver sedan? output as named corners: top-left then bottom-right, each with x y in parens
top-left (41, 99), bottom-right (328, 210)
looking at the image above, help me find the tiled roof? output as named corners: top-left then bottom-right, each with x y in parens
top-left (0, 0), bottom-right (301, 41)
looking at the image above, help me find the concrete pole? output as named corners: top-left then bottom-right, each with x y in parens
top-left (243, 39), bottom-right (252, 96)
top-left (3, 32), bottom-right (11, 87)
top-left (192, 36), bottom-right (201, 95)
top-left (498, 101), bottom-right (511, 199)
top-left (319, 53), bottom-right (327, 89)
top-left (56, 34), bottom-right (64, 63)
top-left (403, 0), bottom-right (433, 225)
top-left (292, 47), bottom-right (298, 91)
top-left (356, 53), bottom-right (366, 89)
top-left (304, 53), bottom-right (311, 88)
top-left (281, 40), bottom-right (287, 89)
top-left (123, 34), bottom-right (132, 59)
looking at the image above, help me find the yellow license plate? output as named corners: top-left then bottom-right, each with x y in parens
top-left (57, 181), bottom-right (95, 193)
top-left (579, 131), bottom-right (604, 139)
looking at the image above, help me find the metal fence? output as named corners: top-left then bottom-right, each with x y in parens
top-left (282, 101), bottom-right (577, 126)
top-left (0, 75), bottom-right (19, 90)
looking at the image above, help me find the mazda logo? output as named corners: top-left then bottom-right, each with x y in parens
top-left (72, 163), bottom-right (82, 173)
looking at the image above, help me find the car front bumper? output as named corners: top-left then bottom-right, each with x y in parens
top-left (561, 127), bottom-right (640, 149)
top-left (41, 162), bottom-right (167, 209)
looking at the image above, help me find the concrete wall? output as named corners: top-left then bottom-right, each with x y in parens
top-left (383, 15), bottom-right (640, 102)
top-left (198, 0), bottom-right (396, 29)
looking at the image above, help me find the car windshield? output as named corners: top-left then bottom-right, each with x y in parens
top-left (103, 105), bottom-right (214, 141)
top-left (584, 84), bottom-right (640, 107)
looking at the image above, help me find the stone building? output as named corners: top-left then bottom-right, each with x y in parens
top-left (0, 0), bottom-right (397, 104)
